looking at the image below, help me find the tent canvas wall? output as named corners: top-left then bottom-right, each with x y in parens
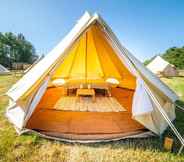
top-left (147, 56), bottom-right (178, 77)
top-left (0, 64), bottom-right (10, 74)
top-left (6, 12), bottom-right (180, 143)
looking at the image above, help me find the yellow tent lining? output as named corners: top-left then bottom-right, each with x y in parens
top-left (52, 24), bottom-right (136, 89)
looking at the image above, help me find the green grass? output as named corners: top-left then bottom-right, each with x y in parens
top-left (0, 75), bottom-right (184, 162)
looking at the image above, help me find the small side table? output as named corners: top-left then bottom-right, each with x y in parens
top-left (76, 88), bottom-right (95, 102)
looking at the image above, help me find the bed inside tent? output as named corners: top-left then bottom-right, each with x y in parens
top-left (26, 23), bottom-right (146, 141)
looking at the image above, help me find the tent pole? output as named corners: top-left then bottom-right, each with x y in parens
top-left (178, 145), bottom-right (184, 155)
top-left (82, 17), bottom-right (184, 154)
top-left (103, 28), bottom-right (184, 154)
top-left (119, 44), bottom-right (184, 154)
top-left (102, 26), bottom-right (184, 154)
top-left (174, 102), bottom-right (184, 154)
top-left (175, 102), bottom-right (184, 112)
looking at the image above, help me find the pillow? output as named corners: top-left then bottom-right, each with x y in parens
top-left (52, 79), bottom-right (66, 86)
top-left (106, 78), bottom-right (119, 85)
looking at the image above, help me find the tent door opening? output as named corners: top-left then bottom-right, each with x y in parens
top-left (25, 86), bottom-right (146, 140)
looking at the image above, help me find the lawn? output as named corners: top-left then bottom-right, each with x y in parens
top-left (161, 77), bottom-right (184, 101)
top-left (0, 74), bottom-right (184, 162)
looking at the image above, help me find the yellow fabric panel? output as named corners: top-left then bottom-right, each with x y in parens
top-left (86, 79), bottom-right (105, 84)
top-left (65, 78), bottom-right (106, 85)
top-left (86, 29), bottom-right (104, 79)
top-left (70, 34), bottom-right (86, 79)
top-left (51, 24), bottom-right (136, 90)
top-left (91, 26), bottom-right (122, 79)
top-left (93, 25), bottom-right (134, 79)
top-left (53, 39), bottom-right (80, 79)
top-left (91, 25), bottom-right (136, 89)
top-left (67, 79), bottom-right (86, 84)
top-left (119, 78), bottom-right (136, 90)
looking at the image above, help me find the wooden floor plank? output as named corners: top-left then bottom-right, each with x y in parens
top-left (26, 111), bottom-right (144, 134)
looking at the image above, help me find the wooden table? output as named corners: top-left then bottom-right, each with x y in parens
top-left (76, 88), bottom-right (95, 102)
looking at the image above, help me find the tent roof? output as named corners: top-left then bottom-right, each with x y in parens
top-left (147, 56), bottom-right (175, 73)
top-left (6, 12), bottom-right (178, 103)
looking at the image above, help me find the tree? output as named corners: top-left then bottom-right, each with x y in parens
top-left (0, 32), bottom-right (37, 69)
top-left (162, 47), bottom-right (184, 69)
top-left (144, 46), bottom-right (184, 69)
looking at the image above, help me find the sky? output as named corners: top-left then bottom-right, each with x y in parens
top-left (0, 0), bottom-right (184, 61)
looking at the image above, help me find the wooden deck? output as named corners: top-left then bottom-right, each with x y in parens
top-left (26, 87), bottom-right (145, 140)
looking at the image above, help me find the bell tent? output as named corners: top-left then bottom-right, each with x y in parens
top-left (6, 12), bottom-right (182, 142)
top-left (147, 56), bottom-right (178, 77)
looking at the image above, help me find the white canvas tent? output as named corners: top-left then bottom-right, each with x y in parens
top-left (5, 12), bottom-right (183, 144)
top-left (147, 56), bottom-right (178, 77)
top-left (0, 64), bottom-right (10, 74)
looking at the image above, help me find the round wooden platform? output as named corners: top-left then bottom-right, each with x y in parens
top-left (26, 87), bottom-right (145, 141)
